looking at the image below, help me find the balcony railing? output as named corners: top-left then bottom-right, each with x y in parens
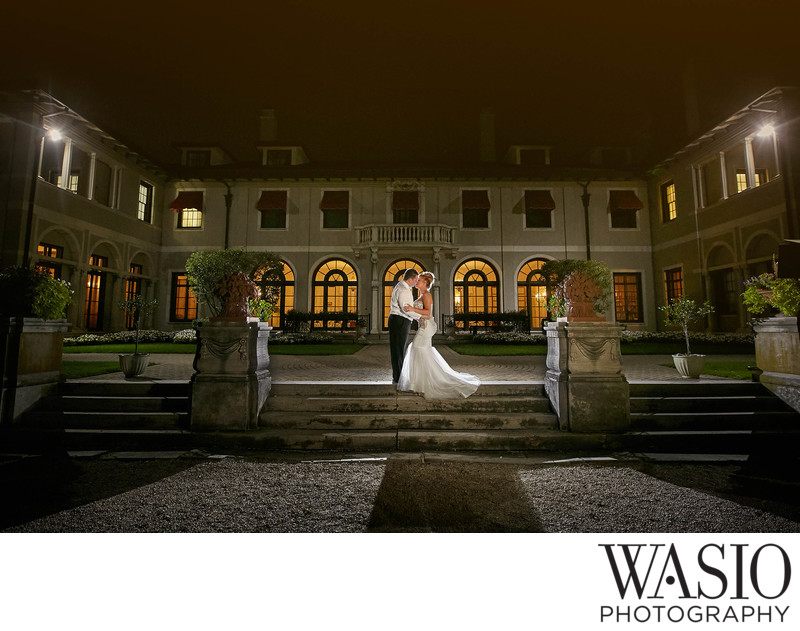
top-left (356, 224), bottom-right (455, 246)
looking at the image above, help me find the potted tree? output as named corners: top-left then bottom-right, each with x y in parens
top-left (659, 296), bottom-right (715, 378)
top-left (118, 294), bottom-right (159, 377)
top-left (742, 273), bottom-right (800, 317)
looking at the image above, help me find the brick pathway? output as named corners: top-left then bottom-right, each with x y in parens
top-left (66, 344), bottom-right (755, 383)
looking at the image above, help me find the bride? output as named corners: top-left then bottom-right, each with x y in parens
top-left (398, 272), bottom-right (480, 399)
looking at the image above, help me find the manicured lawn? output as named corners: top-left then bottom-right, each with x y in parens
top-left (61, 361), bottom-right (124, 379)
top-left (63, 343), bottom-right (196, 354)
top-left (620, 342), bottom-right (755, 355)
top-left (270, 344), bottom-right (366, 355)
top-left (702, 361), bottom-right (754, 380)
top-left (449, 342), bottom-right (755, 356)
top-left (447, 344), bottom-right (547, 356)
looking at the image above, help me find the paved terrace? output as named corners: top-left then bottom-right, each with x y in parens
top-left (66, 344), bottom-right (755, 383)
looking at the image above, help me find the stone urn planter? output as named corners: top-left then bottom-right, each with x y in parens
top-left (672, 354), bottom-right (706, 379)
top-left (119, 353), bottom-right (149, 377)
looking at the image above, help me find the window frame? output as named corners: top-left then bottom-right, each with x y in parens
top-left (664, 267), bottom-right (684, 304)
top-left (660, 180), bottom-right (676, 222)
top-left (170, 272), bottom-right (197, 322)
top-left (138, 181), bottom-right (154, 223)
top-left (613, 272), bottom-right (644, 323)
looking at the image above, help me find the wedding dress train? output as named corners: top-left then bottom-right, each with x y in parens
top-left (397, 300), bottom-right (480, 399)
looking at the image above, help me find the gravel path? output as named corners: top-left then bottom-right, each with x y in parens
top-left (519, 465), bottom-right (799, 533)
top-left (6, 460), bottom-right (384, 533)
top-left (6, 460), bottom-right (799, 533)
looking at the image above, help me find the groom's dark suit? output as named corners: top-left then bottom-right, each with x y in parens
top-left (388, 279), bottom-right (417, 383)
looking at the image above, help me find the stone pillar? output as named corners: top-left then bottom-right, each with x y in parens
top-left (0, 318), bottom-right (70, 423)
top-left (190, 321), bottom-right (272, 431)
top-left (753, 315), bottom-right (800, 412)
top-left (545, 321), bottom-right (630, 433)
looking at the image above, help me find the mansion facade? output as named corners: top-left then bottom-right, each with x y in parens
top-left (1, 88), bottom-right (798, 335)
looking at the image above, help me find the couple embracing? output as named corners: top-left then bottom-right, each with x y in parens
top-left (388, 269), bottom-right (480, 399)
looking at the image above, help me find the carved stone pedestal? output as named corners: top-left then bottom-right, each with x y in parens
top-left (1, 318), bottom-right (70, 423)
top-left (545, 321), bottom-right (630, 433)
top-left (190, 321), bottom-right (272, 431)
top-left (753, 315), bottom-right (800, 413)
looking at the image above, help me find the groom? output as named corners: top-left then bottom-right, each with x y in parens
top-left (388, 268), bottom-right (420, 384)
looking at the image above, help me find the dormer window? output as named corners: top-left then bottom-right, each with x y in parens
top-left (267, 149), bottom-right (292, 166)
top-left (185, 150), bottom-right (211, 167)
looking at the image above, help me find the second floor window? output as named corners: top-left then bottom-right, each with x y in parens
top-left (170, 191), bottom-right (204, 229)
top-left (257, 190), bottom-right (287, 229)
top-left (392, 191), bottom-right (419, 224)
top-left (185, 150), bottom-right (211, 167)
top-left (524, 190), bottom-right (556, 229)
top-left (661, 181), bottom-right (676, 222)
top-left (665, 268), bottom-right (684, 304)
top-left (138, 182), bottom-right (154, 222)
top-left (320, 191), bottom-right (349, 229)
top-left (266, 149), bottom-right (292, 166)
top-left (461, 190), bottom-right (490, 229)
top-left (608, 190), bottom-right (643, 229)
top-left (736, 168), bottom-right (767, 193)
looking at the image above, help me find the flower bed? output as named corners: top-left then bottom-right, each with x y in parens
top-left (269, 332), bottom-right (335, 345)
top-left (64, 329), bottom-right (195, 346)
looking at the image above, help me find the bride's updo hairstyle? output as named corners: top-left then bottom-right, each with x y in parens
top-left (419, 272), bottom-right (435, 289)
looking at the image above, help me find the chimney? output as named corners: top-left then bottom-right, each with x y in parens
top-left (682, 60), bottom-right (700, 138)
top-left (479, 108), bottom-right (496, 162)
top-left (259, 108), bottom-right (277, 142)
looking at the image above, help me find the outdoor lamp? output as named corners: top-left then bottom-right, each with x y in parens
top-left (757, 124), bottom-right (775, 138)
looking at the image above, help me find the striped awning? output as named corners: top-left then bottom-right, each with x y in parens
top-left (256, 190), bottom-right (287, 211)
top-left (525, 190), bottom-right (556, 211)
top-left (170, 191), bottom-right (204, 212)
top-left (320, 190), bottom-right (349, 210)
top-left (607, 190), bottom-right (643, 212)
top-left (462, 190), bottom-right (490, 210)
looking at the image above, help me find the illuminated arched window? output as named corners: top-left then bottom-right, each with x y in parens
top-left (256, 261), bottom-right (295, 329)
top-left (517, 259), bottom-right (549, 330)
top-left (312, 259), bottom-right (358, 330)
top-left (382, 259), bottom-right (424, 329)
top-left (453, 259), bottom-right (499, 330)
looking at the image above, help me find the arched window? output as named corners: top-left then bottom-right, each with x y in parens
top-left (517, 259), bottom-right (549, 330)
top-left (256, 261), bottom-right (295, 329)
top-left (312, 259), bottom-right (358, 330)
top-left (453, 259), bottom-right (499, 330)
top-left (382, 259), bottom-right (424, 329)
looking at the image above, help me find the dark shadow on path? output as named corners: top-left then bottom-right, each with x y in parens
top-left (366, 459), bottom-right (543, 532)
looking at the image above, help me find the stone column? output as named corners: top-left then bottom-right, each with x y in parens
top-left (190, 320), bottom-right (272, 431)
top-left (545, 320), bottom-right (630, 433)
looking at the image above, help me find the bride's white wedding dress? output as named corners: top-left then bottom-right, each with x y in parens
top-left (397, 299), bottom-right (480, 399)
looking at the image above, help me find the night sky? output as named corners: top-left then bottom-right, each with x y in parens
top-left (3, 0), bottom-right (799, 166)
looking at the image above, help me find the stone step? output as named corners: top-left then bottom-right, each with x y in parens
top-left (620, 429), bottom-right (800, 454)
top-left (23, 410), bottom-right (189, 430)
top-left (39, 396), bottom-right (189, 413)
top-left (207, 428), bottom-right (609, 452)
top-left (260, 411), bottom-right (558, 431)
top-left (631, 410), bottom-right (800, 431)
top-left (628, 382), bottom-right (765, 397)
top-left (630, 395), bottom-right (790, 413)
top-left (5, 427), bottom-right (195, 452)
top-left (268, 381), bottom-right (545, 397)
top-left (265, 395), bottom-right (551, 413)
top-left (58, 381), bottom-right (191, 397)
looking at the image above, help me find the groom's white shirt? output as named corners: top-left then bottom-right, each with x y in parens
top-left (389, 280), bottom-right (420, 322)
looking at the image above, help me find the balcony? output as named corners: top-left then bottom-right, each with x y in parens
top-left (355, 224), bottom-right (456, 247)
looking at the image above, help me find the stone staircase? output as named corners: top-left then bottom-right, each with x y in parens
top-left (9, 381), bottom-right (192, 452)
top-left (624, 382), bottom-right (800, 459)
top-left (254, 382), bottom-right (592, 452)
top-left (6, 379), bottom-right (800, 459)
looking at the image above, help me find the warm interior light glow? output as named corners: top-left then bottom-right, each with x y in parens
top-left (46, 128), bottom-right (63, 141)
top-left (757, 124), bottom-right (775, 137)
